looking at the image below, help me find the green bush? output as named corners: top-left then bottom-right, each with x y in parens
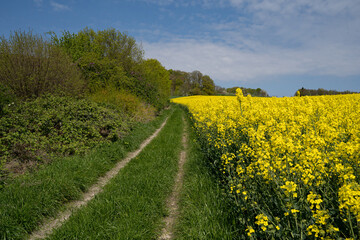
top-left (52, 28), bottom-right (143, 93)
top-left (75, 52), bottom-right (134, 93)
top-left (52, 28), bottom-right (171, 110)
top-left (89, 87), bottom-right (155, 123)
top-left (137, 59), bottom-right (171, 110)
top-left (0, 30), bottom-right (85, 100)
top-left (0, 95), bottom-right (130, 180)
top-left (0, 83), bottom-right (17, 117)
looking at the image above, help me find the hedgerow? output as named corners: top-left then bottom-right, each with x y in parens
top-left (0, 95), bottom-right (130, 182)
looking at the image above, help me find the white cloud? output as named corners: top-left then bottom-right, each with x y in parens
top-left (139, 0), bottom-right (360, 85)
top-left (50, 1), bottom-right (71, 11)
top-left (223, 0), bottom-right (360, 44)
top-left (228, 0), bottom-right (358, 16)
top-left (143, 39), bottom-right (360, 83)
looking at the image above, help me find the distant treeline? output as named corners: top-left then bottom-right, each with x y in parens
top-left (295, 87), bottom-right (359, 96)
top-left (169, 70), bottom-right (269, 97)
top-left (169, 70), bottom-right (218, 96)
top-left (226, 86), bottom-right (269, 97)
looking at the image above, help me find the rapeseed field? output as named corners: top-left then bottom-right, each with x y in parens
top-left (172, 91), bottom-right (360, 239)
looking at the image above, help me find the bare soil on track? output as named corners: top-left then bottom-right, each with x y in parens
top-left (159, 117), bottom-right (188, 240)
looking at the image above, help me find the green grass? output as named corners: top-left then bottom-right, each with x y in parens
top-left (174, 113), bottom-right (240, 239)
top-left (0, 107), bottom-right (173, 240)
top-left (47, 105), bottom-right (184, 239)
top-left (1, 105), bottom-right (241, 239)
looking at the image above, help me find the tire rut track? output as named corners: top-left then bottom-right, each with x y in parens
top-left (29, 117), bottom-right (169, 240)
top-left (159, 116), bottom-right (188, 240)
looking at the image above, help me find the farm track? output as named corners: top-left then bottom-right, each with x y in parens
top-left (159, 116), bottom-right (188, 240)
top-left (29, 117), bottom-right (169, 240)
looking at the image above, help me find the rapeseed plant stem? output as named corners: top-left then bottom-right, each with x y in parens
top-left (348, 210), bottom-right (356, 239)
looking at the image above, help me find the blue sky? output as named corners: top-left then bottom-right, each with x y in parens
top-left (1, 0), bottom-right (359, 96)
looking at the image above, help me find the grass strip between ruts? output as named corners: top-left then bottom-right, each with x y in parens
top-left (174, 110), bottom-right (239, 239)
top-left (0, 107), bottom-right (173, 240)
top-left (47, 105), bottom-right (184, 239)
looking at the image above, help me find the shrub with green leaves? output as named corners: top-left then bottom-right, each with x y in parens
top-left (51, 28), bottom-right (142, 93)
top-left (52, 28), bottom-right (171, 110)
top-left (0, 83), bottom-right (17, 117)
top-left (138, 59), bottom-right (171, 110)
top-left (89, 87), bottom-right (155, 123)
top-left (0, 95), bottom-right (130, 179)
top-left (0, 30), bottom-right (85, 99)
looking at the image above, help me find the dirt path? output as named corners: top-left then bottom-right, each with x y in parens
top-left (29, 117), bottom-right (169, 240)
top-left (159, 117), bottom-right (188, 240)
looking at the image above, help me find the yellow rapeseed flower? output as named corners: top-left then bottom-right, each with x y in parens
top-left (172, 93), bottom-right (360, 238)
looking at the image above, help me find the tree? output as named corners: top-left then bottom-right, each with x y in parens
top-left (295, 87), bottom-right (358, 96)
top-left (138, 59), bottom-right (170, 109)
top-left (169, 70), bottom-right (188, 96)
top-left (52, 28), bottom-right (143, 68)
top-left (226, 87), bottom-right (269, 97)
top-left (0, 30), bottom-right (85, 99)
top-left (226, 87), bottom-right (239, 94)
top-left (51, 28), bottom-right (144, 93)
top-left (169, 69), bottom-right (217, 96)
top-left (190, 70), bottom-right (203, 89)
top-left (215, 85), bottom-right (226, 95)
top-left (202, 75), bottom-right (215, 95)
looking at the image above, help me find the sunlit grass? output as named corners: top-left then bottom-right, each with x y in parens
top-left (0, 107), bottom-right (173, 240)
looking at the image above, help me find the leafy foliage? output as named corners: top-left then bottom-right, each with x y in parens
top-left (89, 88), bottom-right (155, 123)
top-left (296, 87), bottom-right (359, 96)
top-left (0, 83), bottom-right (17, 117)
top-left (226, 86), bottom-right (269, 97)
top-left (0, 95), bottom-right (130, 179)
top-left (52, 28), bottom-right (171, 110)
top-left (0, 30), bottom-right (85, 100)
top-left (0, 28), bottom-right (172, 180)
top-left (53, 28), bottom-right (143, 69)
top-left (51, 28), bottom-right (142, 93)
top-left (169, 70), bottom-right (216, 96)
top-left (138, 59), bottom-right (170, 110)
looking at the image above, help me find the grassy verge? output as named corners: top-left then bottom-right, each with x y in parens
top-left (47, 105), bottom-right (184, 239)
top-left (174, 111), bottom-right (239, 239)
top-left (0, 107), bottom-right (173, 240)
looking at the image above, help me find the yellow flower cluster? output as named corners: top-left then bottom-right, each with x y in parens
top-left (280, 181), bottom-right (297, 198)
top-left (255, 214), bottom-right (269, 231)
top-left (172, 93), bottom-right (360, 238)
